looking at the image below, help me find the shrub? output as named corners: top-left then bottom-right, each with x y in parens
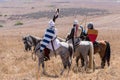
top-left (0, 25), bottom-right (3, 27)
top-left (14, 21), bottom-right (23, 26)
top-left (4, 15), bottom-right (7, 17)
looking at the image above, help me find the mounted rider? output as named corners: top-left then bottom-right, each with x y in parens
top-left (84, 22), bottom-right (98, 45)
top-left (68, 20), bottom-right (80, 52)
top-left (40, 9), bottom-right (59, 61)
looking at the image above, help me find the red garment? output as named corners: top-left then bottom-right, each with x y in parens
top-left (88, 34), bottom-right (97, 43)
top-left (87, 29), bottom-right (98, 43)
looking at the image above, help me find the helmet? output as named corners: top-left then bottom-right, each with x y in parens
top-left (73, 20), bottom-right (78, 25)
top-left (87, 22), bottom-right (94, 29)
top-left (48, 20), bottom-right (55, 28)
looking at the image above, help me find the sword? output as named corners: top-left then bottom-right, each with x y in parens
top-left (51, 40), bottom-right (57, 57)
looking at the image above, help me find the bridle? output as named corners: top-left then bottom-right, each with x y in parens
top-left (23, 36), bottom-right (33, 48)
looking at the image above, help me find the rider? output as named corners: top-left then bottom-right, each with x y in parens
top-left (40, 9), bottom-right (59, 61)
top-left (68, 20), bottom-right (79, 52)
top-left (87, 22), bottom-right (94, 29)
top-left (86, 22), bottom-right (98, 45)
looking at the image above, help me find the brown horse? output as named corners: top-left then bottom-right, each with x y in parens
top-left (76, 28), bottom-right (111, 69)
top-left (77, 40), bottom-right (111, 69)
top-left (94, 40), bottom-right (111, 68)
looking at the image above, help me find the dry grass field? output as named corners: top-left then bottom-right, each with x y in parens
top-left (0, 0), bottom-right (120, 80)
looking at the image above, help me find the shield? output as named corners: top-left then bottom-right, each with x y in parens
top-left (87, 29), bottom-right (98, 43)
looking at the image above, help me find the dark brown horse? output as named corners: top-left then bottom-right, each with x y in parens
top-left (94, 40), bottom-right (111, 68)
top-left (75, 28), bottom-right (111, 69)
top-left (76, 40), bottom-right (111, 69)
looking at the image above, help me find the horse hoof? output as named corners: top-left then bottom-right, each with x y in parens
top-left (60, 70), bottom-right (64, 75)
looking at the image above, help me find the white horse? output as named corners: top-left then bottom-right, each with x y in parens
top-left (22, 35), bottom-right (73, 79)
top-left (66, 36), bottom-right (94, 72)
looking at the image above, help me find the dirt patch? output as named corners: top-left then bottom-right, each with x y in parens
top-left (8, 8), bottom-right (109, 20)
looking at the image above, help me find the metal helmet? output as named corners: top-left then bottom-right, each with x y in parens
top-left (87, 22), bottom-right (94, 29)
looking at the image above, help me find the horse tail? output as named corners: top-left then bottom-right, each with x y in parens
top-left (105, 41), bottom-right (111, 67)
top-left (68, 44), bottom-right (73, 67)
top-left (89, 42), bottom-right (94, 71)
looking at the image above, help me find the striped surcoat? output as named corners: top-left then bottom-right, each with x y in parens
top-left (40, 28), bottom-right (56, 53)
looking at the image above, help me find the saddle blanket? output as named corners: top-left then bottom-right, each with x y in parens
top-left (80, 41), bottom-right (90, 45)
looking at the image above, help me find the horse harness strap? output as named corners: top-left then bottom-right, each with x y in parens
top-left (26, 38), bottom-right (33, 46)
top-left (75, 41), bottom-right (80, 49)
top-left (51, 36), bottom-right (57, 57)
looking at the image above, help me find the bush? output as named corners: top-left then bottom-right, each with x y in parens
top-left (14, 21), bottom-right (23, 26)
top-left (4, 15), bottom-right (7, 17)
top-left (47, 5), bottom-right (56, 8)
top-left (0, 25), bottom-right (3, 27)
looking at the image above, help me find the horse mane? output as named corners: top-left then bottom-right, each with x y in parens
top-left (29, 35), bottom-right (41, 46)
top-left (29, 35), bottom-right (42, 40)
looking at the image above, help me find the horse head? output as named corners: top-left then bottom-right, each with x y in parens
top-left (22, 35), bottom-right (33, 51)
top-left (22, 35), bottom-right (42, 51)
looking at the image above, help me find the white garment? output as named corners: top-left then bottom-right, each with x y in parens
top-left (46, 28), bottom-right (60, 51)
top-left (47, 38), bottom-right (61, 51)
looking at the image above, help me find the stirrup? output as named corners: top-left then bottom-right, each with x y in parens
top-left (44, 56), bottom-right (50, 61)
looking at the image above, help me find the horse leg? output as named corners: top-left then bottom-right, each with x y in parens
top-left (76, 55), bottom-right (84, 67)
top-left (32, 52), bottom-right (36, 61)
top-left (60, 55), bottom-right (67, 75)
top-left (76, 56), bottom-right (80, 67)
top-left (80, 55), bottom-right (85, 67)
top-left (42, 62), bottom-right (45, 74)
top-left (68, 57), bottom-right (72, 69)
top-left (83, 54), bottom-right (88, 71)
top-left (101, 58), bottom-right (106, 68)
top-left (93, 59), bottom-right (96, 72)
top-left (37, 57), bottom-right (41, 80)
top-left (66, 58), bottom-right (71, 76)
top-left (37, 57), bottom-right (44, 80)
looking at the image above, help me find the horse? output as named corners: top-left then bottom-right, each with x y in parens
top-left (66, 35), bottom-right (94, 72)
top-left (79, 29), bottom-right (111, 68)
top-left (22, 35), bottom-right (41, 60)
top-left (22, 35), bottom-right (73, 79)
top-left (93, 40), bottom-right (111, 68)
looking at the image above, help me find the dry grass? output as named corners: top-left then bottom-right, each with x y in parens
top-left (0, 0), bottom-right (120, 80)
top-left (0, 15), bottom-right (120, 80)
